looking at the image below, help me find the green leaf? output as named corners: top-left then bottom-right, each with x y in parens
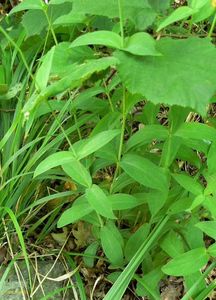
top-left (157, 6), bottom-right (195, 32)
top-left (120, 153), bottom-right (168, 192)
top-left (36, 47), bottom-right (55, 91)
top-left (124, 33), bottom-right (161, 56)
top-left (162, 248), bottom-right (209, 276)
top-left (9, 0), bottom-right (44, 14)
top-left (160, 230), bottom-right (185, 258)
top-left (34, 151), bottom-right (75, 177)
top-left (53, 10), bottom-right (85, 25)
top-left (195, 221), bottom-right (216, 240)
top-left (57, 196), bottom-right (93, 227)
top-left (172, 173), bottom-right (204, 195)
top-left (126, 125), bottom-right (168, 151)
top-left (115, 38), bottom-right (216, 114)
top-left (71, 31), bottom-right (122, 49)
top-left (75, 129), bottom-right (121, 160)
top-left (168, 197), bottom-right (193, 215)
top-left (175, 122), bottom-right (216, 143)
top-left (150, 0), bottom-right (171, 12)
top-left (108, 194), bottom-right (143, 210)
top-left (73, 0), bottom-right (156, 30)
top-left (208, 141), bottom-right (216, 174)
top-left (22, 10), bottom-right (48, 37)
top-left (125, 223), bottom-right (150, 261)
top-left (207, 243), bottom-right (216, 257)
top-left (62, 160), bottom-right (92, 188)
top-left (83, 241), bottom-right (99, 267)
top-left (86, 185), bottom-right (116, 219)
top-left (100, 223), bottom-right (124, 266)
top-left (23, 57), bottom-right (118, 113)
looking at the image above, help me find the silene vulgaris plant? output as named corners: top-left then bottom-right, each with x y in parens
top-left (1, 0), bottom-right (216, 299)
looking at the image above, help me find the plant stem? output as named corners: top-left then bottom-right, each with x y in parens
top-left (208, 11), bottom-right (216, 37)
top-left (44, 9), bottom-right (58, 45)
top-left (110, 86), bottom-right (126, 193)
top-left (118, 0), bottom-right (124, 47)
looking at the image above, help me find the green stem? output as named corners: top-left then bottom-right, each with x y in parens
top-left (118, 0), bottom-right (124, 47)
top-left (118, 87), bottom-right (126, 162)
top-left (110, 87), bottom-right (126, 193)
top-left (44, 9), bottom-right (58, 45)
top-left (208, 11), bottom-right (216, 37)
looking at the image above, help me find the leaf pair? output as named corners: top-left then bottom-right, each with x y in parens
top-left (71, 31), bottom-right (161, 57)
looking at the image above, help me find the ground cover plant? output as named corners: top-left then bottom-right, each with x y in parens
top-left (1, 0), bottom-right (216, 299)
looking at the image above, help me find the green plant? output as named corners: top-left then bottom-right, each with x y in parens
top-left (1, 0), bottom-right (216, 299)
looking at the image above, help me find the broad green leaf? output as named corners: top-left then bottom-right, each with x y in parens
top-left (108, 194), bottom-right (143, 210)
top-left (126, 125), bottom-right (168, 151)
top-left (157, 6), bottom-right (195, 32)
top-left (160, 230), bottom-right (184, 258)
top-left (124, 33), bottom-right (161, 56)
top-left (162, 248), bottom-right (209, 276)
top-left (9, 0), bottom-right (44, 14)
top-left (62, 160), bottom-right (92, 188)
top-left (205, 173), bottom-right (216, 196)
top-left (160, 136), bottom-right (182, 168)
top-left (189, 194), bottom-right (206, 210)
top-left (168, 197), bottom-right (193, 215)
top-left (115, 38), bottom-right (216, 114)
top-left (23, 57), bottom-right (118, 113)
top-left (208, 141), bottom-right (216, 174)
top-left (189, 0), bottom-right (209, 9)
top-left (136, 268), bottom-right (163, 299)
top-left (53, 10), bottom-right (85, 25)
top-left (175, 122), bottom-right (216, 143)
top-left (83, 241), bottom-right (99, 267)
top-left (150, 0), bottom-right (171, 12)
top-left (75, 129), bottom-right (121, 160)
top-left (71, 31), bottom-right (160, 57)
top-left (146, 190), bottom-right (168, 216)
top-left (192, 2), bottom-right (215, 22)
top-left (73, 0), bottom-right (156, 30)
top-left (125, 223), bottom-right (150, 261)
top-left (86, 185), bottom-right (116, 219)
top-left (172, 173), bottom-right (204, 195)
top-left (22, 10), bottom-right (48, 37)
top-left (34, 151), bottom-right (75, 177)
top-left (100, 223), bottom-right (124, 266)
top-left (57, 196), bottom-right (93, 227)
top-left (183, 216), bottom-right (205, 249)
top-left (71, 31), bottom-right (122, 49)
top-left (120, 154), bottom-right (168, 192)
top-left (207, 243), bottom-right (216, 257)
top-left (36, 47), bottom-right (55, 91)
top-left (195, 221), bottom-right (216, 240)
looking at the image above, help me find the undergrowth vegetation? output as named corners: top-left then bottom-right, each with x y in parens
top-left (1, 0), bottom-right (216, 299)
